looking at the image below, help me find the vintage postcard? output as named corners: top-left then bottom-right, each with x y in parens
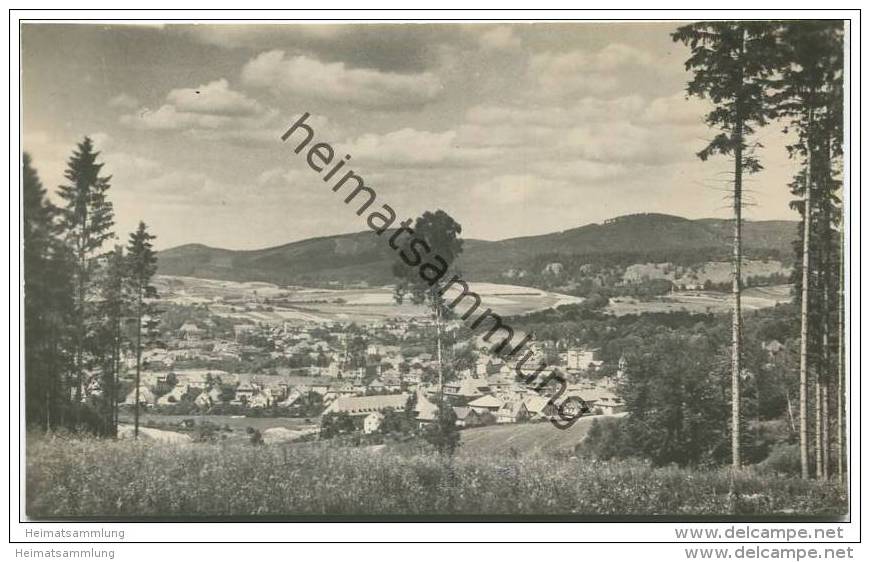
top-left (17, 15), bottom-right (854, 537)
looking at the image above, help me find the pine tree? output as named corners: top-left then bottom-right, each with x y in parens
top-left (95, 246), bottom-right (128, 436)
top-left (56, 137), bottom-right (114, 410)
top-left (774, 21), bottom-right (844, 479)
top-left (126, 222), bottom-right (158, 439)
top-left (23, 153), bottom-right (75, 429)
top-left (672, 22), bottom-right (778, 469)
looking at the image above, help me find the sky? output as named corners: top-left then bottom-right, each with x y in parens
top-left (21, 22), bottom-right (802, 251)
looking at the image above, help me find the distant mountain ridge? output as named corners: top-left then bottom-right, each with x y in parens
top-left (157, 213), bottom-right (798, 287)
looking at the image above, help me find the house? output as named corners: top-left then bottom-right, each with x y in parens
top-left (325, 381), bottom-right (355, 402)
top-left (248, 392), bottom-right (272, 409)
top-left (591, 392), bottom-right (626, 415)
top-left (452, 406), bottom-right (482, 427)
top-left (352, 382), bottom-right (368, 394)
top-left (156, 384), bottom-right (188, 406)
top-left (468, 394), bottom-right (504, 414)
top-left (233, 324), bottom-right (257, 340)
top-left (496, 401), bottom-right (529, 424)
top-left (277, 390), bottom-right (301, 408)
top-left (179, 322), bottom-right (202, 341)
top-left (367, 379), bottom-right (386, 394)
top-left (234, 383), bottom-right (256, 404)
top-left (476, 357), bottom-right (502, 376)
top-left (310, 383), bottom-right (331, 396)
top-left (382, 377), bottom-right (403, 393)
top-left (762, 340), bottom-right (785, 355)
top-left (443, 377), bottom-right (484, 401)
top-left (414, 391), bottom-right (439, 424)
top-left (523, 395), bottom-right (557, 420)
top-left (194, 391), bottom-right (212, 408)
top-left (124, 386), bottom-right (155, 406)
top-left (269, 384), bottom-right (289, 402)
top-left (363, 411), bottom-right (385, 434)
top-left (322, 393), bottom-right (409, 417)
top-left (561, 348), bottom-right (601, 371)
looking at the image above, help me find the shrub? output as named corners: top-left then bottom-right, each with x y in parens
top-left (191, 421), bottom-right (220, 442)
top-left (757, 443), bottom-right (802, 476)
top-left (25, 433), bottom-right (846, 518)
top-left (576, 417), bottom-right (634, 461)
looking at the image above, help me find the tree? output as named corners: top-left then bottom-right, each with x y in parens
top-left (774, 21), bottom-right (844, 479)
top-left (320, 412), bottom-right (355, 439)
top-left (56, 137), bottom-right (115, 408)
top-left (393, 210), bottom-right (464, 397)
top-left (126, 222), bottom-right (158, 439)
top-left (23, 153), bottom-right (75, 430)
top-left (618, 332), bottom-right (730, 467)
top-left (94, 245), bottom-right (128, 436)
top-left (672, 22), bottom-right (778, 469)
top-left (423, 404), bottom-right (460, 457)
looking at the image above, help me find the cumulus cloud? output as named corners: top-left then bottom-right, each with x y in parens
top-left (469, 174), bottom-right (571, 205)
top-left (241, 51), bottom-right (443, 108)
top-left (529, 44), bottom-right (665, 98)
top-left (120, 104), bottom-right (229, 131)
top-left (460, 94), bottom-right (709, 167)
top-left (166, 79), bottom-right (263, 117)
top-left (337, 128), bottom-right (496, 168)
top-left (466, 96), bottom-right (647, 127)
top-left (118, 79), bottom-right (282, 146)
top-left (641, 92), bottom-right (712, 125)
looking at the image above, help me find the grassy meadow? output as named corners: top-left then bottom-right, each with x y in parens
top-left (26, 433), bottom-right (847, 519)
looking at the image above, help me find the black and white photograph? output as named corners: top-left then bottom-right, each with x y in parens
top-left (13, 11), bottom-right (857, 544)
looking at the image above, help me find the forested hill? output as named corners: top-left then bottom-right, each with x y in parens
top-left (157, 213), bottom-right (797, 288)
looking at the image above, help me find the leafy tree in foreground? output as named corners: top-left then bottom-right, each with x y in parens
top-left (423, 404), bottom-right (460, 457)
top-left (619, 332), bottom-right (730, 467)
top-left (393, 210), bottom-right (464, 397)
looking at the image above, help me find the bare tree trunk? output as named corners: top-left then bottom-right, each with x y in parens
top-left (785, 384), bottom-right (796, 434)
top-left (134, 290), bottom-right (142, 439)
top-left (837, 249), bottom-right (846, 484)
top-left (434, 299), bottom-right (444, 404)
top-left (731, 121), bottom-right (743, 471)
top-left (815, 370), bottom-right (822, 478)
top-left (821, 199), bottom-right (832, 480)
top-left (822, 378), bottom-right (830, 479)
top-left (799, 108), bottom-right (814, 480)
top-left (837, 229), bottom-right (845, 484)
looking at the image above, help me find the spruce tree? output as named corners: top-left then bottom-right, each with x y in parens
top-left (23, 153), bottom-right (75, 429)
top-left (774, 21), bottom-right (844, 479)
top-left (126, 222), bottom-right (158, 438)
top-left (56, 137), bottom-right (115, 410)
top-left (672, 22), bottom-right (778, 469)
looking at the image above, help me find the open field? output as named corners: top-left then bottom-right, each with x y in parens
top-left (119, 412), bottom-right (317, 433)
top-left (458, 415), bottom-right (617, 457)
top-left (156, 275), bottom-right (582, 325)
top-left (606, 285), bottom-right (792, 316)
top-left (26, 434), bottom-right (846, 518)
